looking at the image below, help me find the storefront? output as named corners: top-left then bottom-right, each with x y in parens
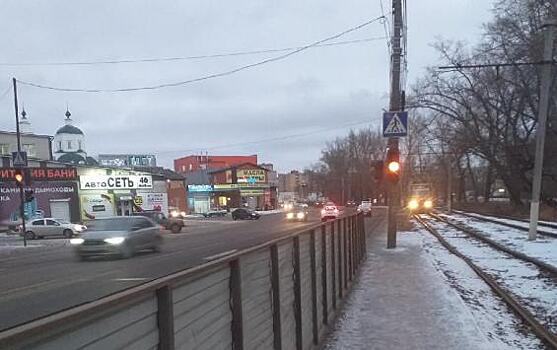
top-left (0, 167), bottom-right (80, 226)
top-left (78, 167), bottom-right (155, 221)
top-left (187, 184), bottom-right (213, 214)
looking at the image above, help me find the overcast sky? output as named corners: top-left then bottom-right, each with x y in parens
top-left (0, 0), bottom-right (494, 172)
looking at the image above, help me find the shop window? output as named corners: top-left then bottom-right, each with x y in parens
top-left (0, 144), bottom-right (10, 155)
top-left (22, 144), bottom-right (36, 157)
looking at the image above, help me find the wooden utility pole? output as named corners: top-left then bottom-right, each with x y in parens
top-left (528, 19), bottom-right (556, 241)
top-left (387, 0), bottom-right (404, 248)
top-left (13, 78), bottom-right (27, 247)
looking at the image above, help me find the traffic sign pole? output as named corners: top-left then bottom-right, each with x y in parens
top-left (13, 78), bottom-right (27, 247)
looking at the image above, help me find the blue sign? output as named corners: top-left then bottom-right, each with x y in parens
top-left (383, 112), bottom-right (408, 137)
top-left (187, 184), bottom-right (213, 192)
top-left (12, 151), bottom-right (28, 167)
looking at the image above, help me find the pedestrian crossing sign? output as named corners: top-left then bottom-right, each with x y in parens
top-left (383, 112), bottom-right (408, 137)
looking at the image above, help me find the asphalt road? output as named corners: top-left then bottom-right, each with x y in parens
top-left (0, 209), bottom-right (356, 331)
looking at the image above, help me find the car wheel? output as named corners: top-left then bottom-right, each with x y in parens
top-left (120, 243), bottom-right (134, 259)
top-left (170, 224), bottom-right (181, 234)
top-left (25, 231), bottom-right (35, 240)
top-left (63, 229), bottom-right (73, 238)
top-left (232, 216), bottom-right (237, 221)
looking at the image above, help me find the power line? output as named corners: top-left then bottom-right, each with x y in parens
top-left (16, 15), bottom-right (386, 93)
top-left (0, 37), bottom-right (387, 67)
top-left (151, 118), bottom-right (374, 155)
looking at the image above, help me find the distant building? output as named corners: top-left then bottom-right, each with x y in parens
top-left (98, 154), bottom-right (157, 168)
top-left (0, 109), bottom-right (53, 164)
top-left (52, 109), bottom-right (97, 165)
top-left (174, 154), bottom-right (257, 173)
top-left (278, 170), bottom-right (308, 200)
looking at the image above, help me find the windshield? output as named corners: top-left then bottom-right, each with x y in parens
top-left (86, 218), bottom-right (134, 231)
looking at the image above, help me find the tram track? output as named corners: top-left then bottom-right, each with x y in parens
top-left (414, 214), bottom-right (557, 349)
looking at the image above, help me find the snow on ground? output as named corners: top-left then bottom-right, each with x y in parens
top-left (324, 229), bottom-right (539, 349)
top-left (425, 218), bottom-right (557, 335)
top-left (453, 211), bottom-right (557, 234)
top-left (419, 227), bottom-right (545, 350)
top-left (440, 213), bottom-right (557, 269)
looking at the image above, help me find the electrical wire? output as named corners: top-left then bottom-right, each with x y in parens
top-left (0, 37), bottom-right (387, 67)
top-left (151, 118), bottom-right (374, 155)
top-left (15, 15), bottom-right (386, 93)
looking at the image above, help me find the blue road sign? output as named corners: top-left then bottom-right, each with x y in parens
top-left (12, 151), bottom-right (28, 167)
top-left (383, 112), bottom-right (408, 137)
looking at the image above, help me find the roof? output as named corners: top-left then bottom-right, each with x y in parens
top-left (55, 125), bottom-right (83, 135)
top-left (208, 162), bottom-right (268, 174)
top-left (58, 153), bottom-right (86, 164)
top-left (133, 166), bottom-right (185, 180)
top-left (0, 130), bottom-right (52, 139)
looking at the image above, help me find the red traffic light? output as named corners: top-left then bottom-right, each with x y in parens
top-left (387, 161), bottom-right (400, 173)
top-left (385, 148), bottom-right (401, 183)
top-left (14, 169), bottom-right (24, 185)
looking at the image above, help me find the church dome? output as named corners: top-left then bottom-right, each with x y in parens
top-left (55, 109), bottom-right (83, 135)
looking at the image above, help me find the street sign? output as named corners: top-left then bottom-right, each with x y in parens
top-left (383, 112), bottom-right (408, 137)
top-left (12, 151), bottom-right (28, 167)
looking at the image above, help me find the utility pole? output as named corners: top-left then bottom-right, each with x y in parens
top-left (13, 78), bottom-right (27, 247)
top-left (447, 159), bottom-right (452, 214)
top-left (386, 0), bottom-right (403, 248)
top-left (528, 19), bottom-right (556, 241)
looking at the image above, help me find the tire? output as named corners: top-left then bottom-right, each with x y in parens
top-left (119, 243), bottom-right (134, 259)
top-left (25, 231), bottom-right (35, 240)
top-left (63, 229), bottom-right (73, 238)
top-left (232, 216), bottom-right (237, 221)
top-left (170, 224), bottom-right (181, 234)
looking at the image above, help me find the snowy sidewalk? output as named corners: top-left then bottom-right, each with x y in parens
top-left (325, 222), bottom-right (495, 350)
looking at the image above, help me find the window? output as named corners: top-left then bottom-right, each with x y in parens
top-left (0, 144), bottom-right (10, 155)
top-left (67, 140), bottom-right (72, 150)
top-left (32, 220), bottom-right (44, 226)
top-left (45, 219), bottom-right (58, 226)
top-left (57, 141), bottom-right (62, 151)
top-left (78, 140), bottom-right (82, 150)
top-left (22, 144), bottom-right (36, 157)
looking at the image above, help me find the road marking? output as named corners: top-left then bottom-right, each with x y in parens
top-left (203, 249), bottom-right (238, 261)
top-left (113, 278), bottom-right (149, 282)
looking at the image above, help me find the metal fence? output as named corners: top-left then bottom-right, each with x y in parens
top-left (0, 213), bottom-right (366, 350)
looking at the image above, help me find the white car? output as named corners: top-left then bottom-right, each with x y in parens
top-left (357, 200), bottom-right (373, 216)
top-left (321, 203), bottom-right (339, 222)
top-left (22, 218), bottom-right (87, 240)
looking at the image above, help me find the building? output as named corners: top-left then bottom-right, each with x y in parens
top-left (278, 170), bottom-right (308, 199)
top-left (174, 154), bottom-right (257, 173)
top-left (52, 109), bottom-right (97, 165)
top-left (133, 166), bottom-right (187, 213)
top-left (0, 110), bottom-right (53, 162)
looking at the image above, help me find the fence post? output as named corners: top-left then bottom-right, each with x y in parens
top-left (348, 217), bottom-right (353, 280)
top-left (337, 220), bottom-right (343, 299)
top-left (320, 225), bottom-right (328, 325)
top-left (230, 259), bottom-right (244, 350)
top-left (156, 286), bottom-right (175, 350)
top-left (293, 236), bottom-right (303, 350)
top-left (310, 230), bottom-right (319, 345)
top-left (331, 222), bottom-right (337, 310)
top-left (343, 218), bottom-right (348, 289)
top-left (270, 245), bottom-right (282, 350)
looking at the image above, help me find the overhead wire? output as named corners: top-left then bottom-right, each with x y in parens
top-left (150, 118), bottom-right (375, 155)
top-left (0, 37), bottom-right (387, 67)
top-left (16, 15), bottom-right (386, 93)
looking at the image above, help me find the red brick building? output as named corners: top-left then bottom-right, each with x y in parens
top-left (174, 155), bottom-right (257, 174)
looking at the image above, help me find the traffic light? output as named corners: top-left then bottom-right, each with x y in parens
top-left (14, 169), bottom-right (24, 186)
top-left (24, 189), bottom-right (35, 203)
top-left (385, 148), bottom-right (401, 184)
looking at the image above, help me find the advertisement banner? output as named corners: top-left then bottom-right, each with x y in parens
top-left (237, 169), bottom-right (266, 183)
top-left (98, 154), bottom-right (157, 168)
top-left (134, 193), bottom-right (168, 215)
top-left (0, 181), bottom-right (78, 225)
top-left (0, 167), bottom-right (77, 181)
top-left (80, 174), bottom-right (152, 190)
top-left (80, 193), bottom-right (115, 221)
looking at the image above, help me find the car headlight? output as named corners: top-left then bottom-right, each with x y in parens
top-left (286, 212), bottom-right (294, 219)
top-left (74, 225), bottom-right (85, 232)
top-left (170, 211), bottom-right (179, 218)
top-left (424, 200), bottom-right (433, 209)
top-left (104, 237), bottom-right (125, 245)
top-left (180, 211), bottom-right (186, 217)
top-left (408, 200), bottom-right (419, 210)
top-left (70, 238), bottom-right (84, 245)
top-left (296, 212), bottom-right (305, 219)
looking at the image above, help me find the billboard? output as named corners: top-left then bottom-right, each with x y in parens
top-left (80, 174), bottom-right (153, 190)
top-left (237, 169), bottom-right (266, 183)
top-left (98, 154), bottom-right (157, 168)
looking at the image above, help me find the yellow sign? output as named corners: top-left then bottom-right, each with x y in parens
top-left (237, 169), bottom-right (266, 183)
top-left (134, 195), bottom-right (144, 206)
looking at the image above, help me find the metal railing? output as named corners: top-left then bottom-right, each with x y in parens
top-left (0, 213), bottom-right (367, 350)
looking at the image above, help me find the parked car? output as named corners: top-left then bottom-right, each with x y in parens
top-left (71, 216), bottom-right (162, 260)
top-left (134, 211), bottom-right (184, 233)
top-left (285, 205), bottom-right (309, 222)
top-left (357, 200), bottom-right (373, 216)
top-left (203, 209), bottom-right (228, 218)
top-left (231, 208), bottom-right (260, 220)
top-left (22, 218), bottom-right (86, 240)
top-left (321, 203), bottom-right (340, 222)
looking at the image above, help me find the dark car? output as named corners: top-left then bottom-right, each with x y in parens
top-left (231, 208), bottom-right (260, 220)
top-left (134, 211), bottom-right (184, 233)
top-left (71, 216), bottom-right (162, 260)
